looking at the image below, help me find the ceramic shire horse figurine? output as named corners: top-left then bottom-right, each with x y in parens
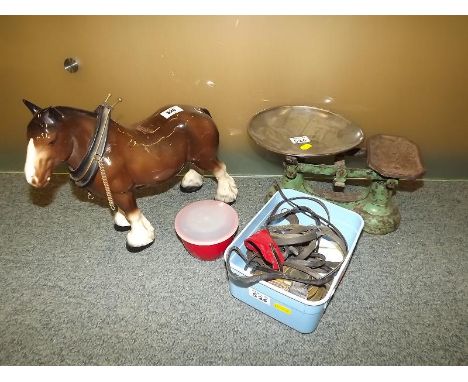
top-left (23, 99), bottom-right (238, 249)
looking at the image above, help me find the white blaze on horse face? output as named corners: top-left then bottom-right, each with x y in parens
top-left (24, 138), bottom-right (37, 185)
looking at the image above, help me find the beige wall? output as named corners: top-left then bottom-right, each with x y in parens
top-left (1, 16), bottom-right (467, 178)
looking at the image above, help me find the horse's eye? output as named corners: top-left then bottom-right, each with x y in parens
top-left (48, 139), bottom-right (57, 146)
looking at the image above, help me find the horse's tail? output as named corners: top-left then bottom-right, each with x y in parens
top-left (200, 108), bottom-right (212, 118)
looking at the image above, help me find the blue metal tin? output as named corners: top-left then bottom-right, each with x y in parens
top-left (224, 189), bottom-right (364, 333)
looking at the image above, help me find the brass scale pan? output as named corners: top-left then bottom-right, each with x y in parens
top-left (248, 105), bottom-right (364, 158)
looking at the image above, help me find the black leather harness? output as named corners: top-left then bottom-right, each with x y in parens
top-left (69, 103), bottom-right (112, 188)
top-left (226, 186), bottom-right (348, 299)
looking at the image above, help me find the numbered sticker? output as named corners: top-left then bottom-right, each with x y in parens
top-left (160, 105), bottom-right (183, 119)
top-left (289, 136), bottom-right (310, 144)
top-left (248, 288), bottom-right (270, 305)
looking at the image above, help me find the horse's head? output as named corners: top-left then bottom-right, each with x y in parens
top-left (23, 100), bottom-right (72, 188)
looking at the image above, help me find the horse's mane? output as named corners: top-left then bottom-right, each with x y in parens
top-left (54, 106), bottom-right (97, 118)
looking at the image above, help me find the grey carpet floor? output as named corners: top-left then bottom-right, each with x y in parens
top-left (0, 173), bottom-right (466, 365)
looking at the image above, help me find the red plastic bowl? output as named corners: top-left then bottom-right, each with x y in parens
top-left (174, 200), bottom-right (239, 261)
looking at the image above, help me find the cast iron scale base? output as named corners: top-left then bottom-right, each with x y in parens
top-left (248, 106), bottom-right (425, 235)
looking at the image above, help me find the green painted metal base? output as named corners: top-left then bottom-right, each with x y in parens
top-left (267, 162), bottom-right (401, 235)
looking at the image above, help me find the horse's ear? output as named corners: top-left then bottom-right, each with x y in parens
top-left (50, 107), bottom-right (65, 120)
top-left (23, 99), bottom-right (42, 115)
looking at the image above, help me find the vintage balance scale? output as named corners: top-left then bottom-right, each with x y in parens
top-left (248, 106), bottom-right (425, 234)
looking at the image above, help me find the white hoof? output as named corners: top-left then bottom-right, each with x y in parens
top-left (215, 174), bottom-right (238, 203)
top-left (141, 214), bottom-right (155, 233)
top-left (126, 211), bottom-right (155, 248)
top-left (114, 209), bottom-right (130, 228)
top-left (181, 169), bottom-right (204, 189)
top-left (127, 227), bottom-right (155, 248)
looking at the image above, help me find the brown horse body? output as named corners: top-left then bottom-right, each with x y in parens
top-left (23, 100), bottom-right (238, 249)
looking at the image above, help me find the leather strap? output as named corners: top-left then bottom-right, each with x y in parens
top-left (226, 185), bottom-right (348, 291)
top-left (268, 224), bottom-right (318, 246)
top-left (69, 104), bottom-right (112, 187)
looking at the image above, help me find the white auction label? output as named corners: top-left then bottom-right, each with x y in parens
top-left (248, 287), bottom-right (270, 305)
top-left (289, 136), bottom-right (311, 144)
top-left (160, 106), bottom-right (183, 119)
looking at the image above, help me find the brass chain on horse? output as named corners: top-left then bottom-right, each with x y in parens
top-left (96, 155), bottom-right (116, 211)
top-left (96, 93), bottom-right (122, 211)
top-left (95, 95), bottom-right (122, 212)
top-left (72, 93), bottom-right (122, 212)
